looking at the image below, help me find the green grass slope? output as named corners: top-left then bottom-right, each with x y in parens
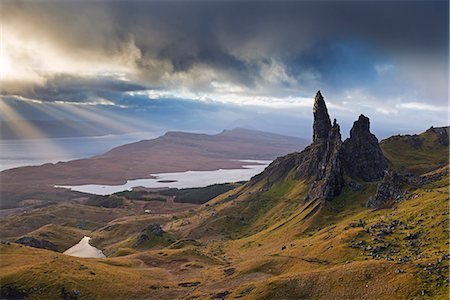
top-left (381, 126), bottom-right (449, 175)
top-left (0, 127), bottom-right (448, 299)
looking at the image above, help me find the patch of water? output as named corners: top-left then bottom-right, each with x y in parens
top-left (56, 160), bottom-right (271, 195)
top-left (63, 236), bottom-right (106, 258)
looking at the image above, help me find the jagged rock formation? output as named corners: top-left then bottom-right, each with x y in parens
top-left (341, 115), bottom-right (388, 181)
top-left (252, 90), bottom-right (388, 202)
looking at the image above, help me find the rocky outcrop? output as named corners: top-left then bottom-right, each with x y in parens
top-left (252, 91), bottom-right (387, 203)
top-left (253, 91), bottom-right (336, 186)
top-left (426, 126), bottom-right (449, 146)
top-left (367, 170), bottom-right (408, 208)
top-left (135, 223), bottom-right (165, 246)
top-left (367, 167), bottom-right (448, 209)
top-left (15, 236), bottom-right (59, 251)
top-left (342, 115), bottom-right (388, 181)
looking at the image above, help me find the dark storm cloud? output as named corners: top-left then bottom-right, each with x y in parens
top-left (1, 74), bottom-right (149, 105)
top-left (3, 0), bottom-right (447, 94)
top-left (1, 0), bottom-right (448, 136)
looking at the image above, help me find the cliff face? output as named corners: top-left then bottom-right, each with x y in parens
top-left (251, 90), bottom-right (388, 202)
top-left (341, 115), bottom-right (388, 181)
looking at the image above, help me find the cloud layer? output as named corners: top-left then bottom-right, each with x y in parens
top-left (0, 0), bottom-right (448, 137)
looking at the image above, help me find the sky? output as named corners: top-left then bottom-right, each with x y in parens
top-left (0, 0), bottom-right (448, 139)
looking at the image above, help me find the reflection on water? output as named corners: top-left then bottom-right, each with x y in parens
top-left (56, 160), bottom-right (271, 195)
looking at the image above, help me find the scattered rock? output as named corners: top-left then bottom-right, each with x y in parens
top-left (367, 170), bottom-right (408, 208)
top-left (223, 268), bottom-right (235, 276)
top-left (349, 219), bottom-right (366, 228)
top-left (60, 287), bottom-right (79, 300)
top-left (234, 287), bottom-right (254, 298)
top-left (211, 291), bottom-right (231, 299)
top-left (0, 285), bottom-right (29, 299)
top-left (178, 282), bottom-right (201, 288)
top-left (404, 232), bottom-right (420, 240)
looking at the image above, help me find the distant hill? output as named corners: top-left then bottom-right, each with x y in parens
top-left (0, 128), bottom-right (308, 208)
top-left (380, 126), bottom-right (449, 174)
top-left (102, 128), bottom-right (308, 161)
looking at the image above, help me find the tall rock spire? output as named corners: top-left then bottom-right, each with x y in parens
top-left (341, 114), bottom-right (388, 181)
top-left (313, 91), bottom-right (332, 142)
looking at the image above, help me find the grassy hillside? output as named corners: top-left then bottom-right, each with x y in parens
top-left (381, 126), bottom-right (449, 175)
top-left (0, 203), bottom-right (133, 239)
top-left (0, 128), bottom-right (448, 299)
top-left (2, 170), bottom-right (447, 299)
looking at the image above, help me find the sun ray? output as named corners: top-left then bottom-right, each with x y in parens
top-left (0, 99), bottom-right (69, 160)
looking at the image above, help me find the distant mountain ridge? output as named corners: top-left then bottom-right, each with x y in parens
top-left (102, 128), bottom-right (308, 160)
top-left (0, 128), bottom-right (308, 208)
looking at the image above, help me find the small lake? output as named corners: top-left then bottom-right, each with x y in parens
top-left (56, 160), bottom-right (271, 195)
top-left (64, 236), bottom-right (106, 258)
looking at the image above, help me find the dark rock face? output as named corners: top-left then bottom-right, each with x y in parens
top-left (319, 124), bottom-right (345, 200)
top-left (15, 236), bottom-right (59, 251)
top-left (342, 115), bottom-right (388, 181)
top-left (313, 91), bottom-right (332, 142)
top-left (427, 126), bottom-right (449, 146)
top-left (305, 122), bottom-right (344, 201)
top-left (367, 170), bottom-right (408, 208)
